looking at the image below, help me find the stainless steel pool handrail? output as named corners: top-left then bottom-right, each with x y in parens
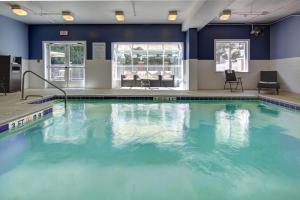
top-left (21, 70), bottom-right (67, 111)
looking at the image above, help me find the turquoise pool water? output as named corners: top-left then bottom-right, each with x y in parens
top-left (1, 100), bottom-right (300, 200)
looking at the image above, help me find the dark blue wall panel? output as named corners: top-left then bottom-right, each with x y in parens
top-left (270, 16), bottom-right (300, 59)
top-left (28, 24), bottom-right (186, 60)
top-left (28, 24), bottom-right (273, 60)
top-left (198, 25), bottom-right (270, 60)
top-left (186, 28), bottom-right (198, 59)
top-left (0, 15), bottom-right (28, 58)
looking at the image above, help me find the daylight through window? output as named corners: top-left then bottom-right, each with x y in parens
top-left (112, 42), bottom-right (184, 88)
top-left (215, 40), bottom-right (249, 72)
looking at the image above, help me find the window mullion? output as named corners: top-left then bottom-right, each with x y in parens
top-left (130, 45), bottom-right (133, 71)
top-left (48, 44), bottom-right (51, 80)
top-left (162, 44), bottom-right (165, 72)
top-left (228, 43), bottom-right (232, 70)
top-left (147, 45), bottom-right (149, 73)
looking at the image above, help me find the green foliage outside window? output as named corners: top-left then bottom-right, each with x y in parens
top-left (133, 53), bottom-right (147, 65)
top-left (50, 45), bottom-right (84, 66)
top-left (148, 52), bottom-right (163, 65)
top-left (50, 45), bottom-right (65, 65)
top-left (216, 43), bottom-right (242, 63)
top-left (70, 45), bottom-right (84, 65)
top-left (114, 44), bottom-right (182, 66)
top-left (117, 53), bottom-right (132, 65)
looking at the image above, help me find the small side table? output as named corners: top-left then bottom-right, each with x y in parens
top-left (140, 79), bottom-right (150, 88)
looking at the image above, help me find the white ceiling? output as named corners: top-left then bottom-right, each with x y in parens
top-left (0, 0), bottom-right (300, 29)
top-left (0, 0), bottom-right (197, 24)
top-left (211, 0), bottom-right (300, 24)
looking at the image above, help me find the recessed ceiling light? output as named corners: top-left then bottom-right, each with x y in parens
top-left (11, 5), bottom-right (28, 16)
top-left (115, 11), bottom-right (124, 22)
top-left (62, 11), bottom-right (74, 21)
top-left (168, 10), bottom-right (177, 21)
top-left (219, 9), bottom-right (231, 21)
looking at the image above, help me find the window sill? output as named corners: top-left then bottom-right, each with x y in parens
top-left (215, 71), bottom-right (249, 73)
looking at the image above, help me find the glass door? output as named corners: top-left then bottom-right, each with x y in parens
top-left (47, 42), bottom-right (85, 88)
top-left (68, 43), bottom-right (85, 87)
top-left (48, 43), bottom-right (67, 87)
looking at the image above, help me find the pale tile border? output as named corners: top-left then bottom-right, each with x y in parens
top-left (1, 93), bottom-right (300, 134)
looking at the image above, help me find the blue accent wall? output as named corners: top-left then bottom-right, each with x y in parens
top-left (28, 24), bottom-right (186, 60)
top-left (0, 15), bottom-right (28, 58)
top-left (186, 28), bottom-right (198, 59)
top-left (198, 25), bottom-right (270, 60)
top-left (270, 16), bottom-right (300, 59)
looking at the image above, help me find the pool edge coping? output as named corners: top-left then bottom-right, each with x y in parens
top-left (1, 94), bottom-right (300, 134)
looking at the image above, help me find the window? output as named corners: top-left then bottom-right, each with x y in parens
top-left (70, 44), bottom-right (85, 66)
top-left (215, 40), bottom-right (249, 72)
top-left (112, 42), bottom-right (183, 85)
top-left (50, 44), bottom-right (66, 66)
top-left (148, 44), bottom-right (163, 66)
top-left (69, 44), bottom-right (85, 82)
top-left (47, 42), bottom-right (85, 83)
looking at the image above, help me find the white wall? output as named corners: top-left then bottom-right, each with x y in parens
top-left (27, 58), bottom-right (272, 91)
top-left (28, 58), bottom-right (300, 93)
top-left (28, 60), bottom-right (45, 89)
top-left (183, 60), bottom-right (189, 90)
top-left (186, 59), bottom-right (199, 90)
top-left (85, 60), bottom-right (112, 89)
top-left (198, 60), bottom-right (271, 90)
top-left (28, 59), bottom-right (112, 89)
top-left (270, 57), bottom-right (300, 93)
top-left (197, 59), bottom-right (300, 92)
top-left (21, 59), bottom-right (29, 89)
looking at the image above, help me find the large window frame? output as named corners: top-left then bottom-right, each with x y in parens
top-left (112, 42), bottom-right (184, 81)
top-left (214, 39), bottom-right (250, 73)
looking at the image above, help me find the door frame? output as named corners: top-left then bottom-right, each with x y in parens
top-left (43, 41), bottom-right (87, 88)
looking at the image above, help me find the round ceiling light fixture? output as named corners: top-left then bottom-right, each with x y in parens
top-left (168, 10), bottom-right (177, 21)
top-left (11, 5), bottom-right (28, 16)
top-left (115, 11), bottom-right (125, 22)
top-left (62, 11), bottom-right (74, 21)
top-left (219, 9), bottom-right (231, 21)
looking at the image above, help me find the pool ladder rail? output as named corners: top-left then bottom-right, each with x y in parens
top-left (21, 70), bottom-right (67, 111)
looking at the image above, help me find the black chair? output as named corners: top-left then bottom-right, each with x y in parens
top-left (257, 71), bottom-right (280, 95)
top-left (224, 70), bottom-right (243, 92)
top-left (121, 74), bottom-right (137, 87)
top-left (160, 74), bottom-right (175, 87)
top-left (0, 76), bottom-right (7, 96)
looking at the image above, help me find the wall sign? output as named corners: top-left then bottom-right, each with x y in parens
top-left (92, 42), bottom-right (106, 60)
top-left (59, 30), bottom-right (69, 36)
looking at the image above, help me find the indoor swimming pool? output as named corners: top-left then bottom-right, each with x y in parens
top-left (0, 100), bottom-right (300, 200)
